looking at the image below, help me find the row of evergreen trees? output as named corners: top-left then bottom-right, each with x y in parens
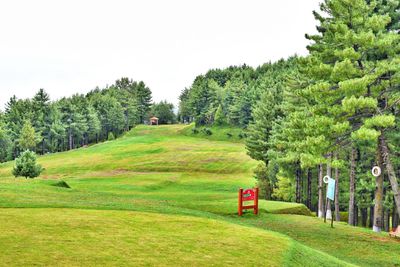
top-left (178, 58), bottom-right (298, 127)
top-left (179, 0), bottom-right (400, 232)
top-left (0, 77), bottom-right (152, 162)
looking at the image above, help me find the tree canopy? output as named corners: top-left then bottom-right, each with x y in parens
top-left (0, 78), bottom-right (152, 161)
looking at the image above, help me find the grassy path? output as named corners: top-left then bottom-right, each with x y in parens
top-left (0, 125), bottom-right (398, 266)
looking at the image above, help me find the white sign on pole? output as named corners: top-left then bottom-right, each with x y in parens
top-left (326, 177), bottom-right (336, 201)
top-left (372, 166), bottom-right (381, 177)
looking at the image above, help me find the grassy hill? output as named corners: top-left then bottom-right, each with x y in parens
top-left (0, 125), bottom-right (398, 266)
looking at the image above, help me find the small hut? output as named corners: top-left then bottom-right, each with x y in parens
top-left (150, 116), bottom-right (159, 125)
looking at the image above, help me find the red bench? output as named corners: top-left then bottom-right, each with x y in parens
top-left (389, 227), bottom-right (400, 238)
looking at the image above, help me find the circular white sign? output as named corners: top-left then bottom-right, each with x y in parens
top-left (323, 176), bottom-right (330, 184)
top-left (372, 166), bottom-right (381, 177)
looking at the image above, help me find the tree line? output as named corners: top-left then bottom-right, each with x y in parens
top-left (0, 77), bottom-right (153, 161)
top-left (178, 58), bottom-right (298, 128)
top-left (179, 0), bottom-right (400, 232)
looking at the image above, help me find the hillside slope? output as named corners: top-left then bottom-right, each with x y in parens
top-left (0, 125), bottom-right (398, 266)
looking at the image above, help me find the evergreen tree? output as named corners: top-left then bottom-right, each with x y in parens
top-left (304, 0), bottom-right (400, 228)
top-left (135, 81), bottom-right (152, 123)
top-left (85, 106), bottom-right (101, 144)
top-left (178, 88), bottom-right (192, 123)
top-left (32, 89), bottom-right (51, 154)
top-left (214, 104), bottom-right (226, 126)
top-left (12, 150), bottom-right (43, 178)
top-left (19, 120), bottom-right (38, 151)
top-left (0, 122), bottom-right (12, 162)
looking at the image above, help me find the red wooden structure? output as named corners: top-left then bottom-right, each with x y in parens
top-left (238, 187), bottom-right (259, 216)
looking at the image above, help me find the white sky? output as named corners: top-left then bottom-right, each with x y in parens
top-left (0, 0), bottom-right (321, 110)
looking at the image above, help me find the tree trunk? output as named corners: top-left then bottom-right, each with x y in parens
top-left (307, 169), bottom-right (312, 210)
top-left (361, 208), bottom-right (368, 227)
top-left (348, 147), bottom-right (357, 226)
top-left (369, 206), bottom-right (374, 228)
top-left (378, 133), bottom-right (400, 217)
top-left (295, 164), bottom-right (302, 203)
top-left (326, 160), bottom-right (332, 220)
top-left (41, 138), bottom-right (45, 155)
top-left (355, 205), bottom-right (359, 226)
top-left (68, 130), bottom-right (73, 151)
top-left (384, 210), bottom-right (390, 232)
top-left (334, 163), bottom-right (340, 221)
top-left (318, 164), bottom-right (324, 218)
top-left (393, 202), bottom-right (399, 229)
top-left (373, 150), bottom-right (384, 232)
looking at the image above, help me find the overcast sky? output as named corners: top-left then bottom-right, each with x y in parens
top-left (0, 0), bottom-right (321, 110)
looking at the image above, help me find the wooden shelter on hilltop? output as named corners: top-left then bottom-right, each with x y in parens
top-left (150, 116), bottom-right (159, 125)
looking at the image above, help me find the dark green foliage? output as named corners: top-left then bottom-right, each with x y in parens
top-left (202, 128), bottom-right (212, 136)
top-left (0, 121), bottom-right (12, 162)
top-left (254, 161), bottom-right (279, 200)
top-left (178, 88), bottom-right (191, 123)
top-left (92, 94), bottom-right (125, 139)
top-left (51, 180), bottom-right (71, 189)
top-left (238, 132), bottom-right (247, 139)
top-left (179, 58), bottom-right (299, 129)
top-left (12, 150), bottom-right (43, 178)
top-left (0, 79), bottom-right (153, 161)
top-left (254, 162), bottom-right (270, 199)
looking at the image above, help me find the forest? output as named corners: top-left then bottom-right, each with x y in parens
top-left (0, 78), bottom-right (155, 161)
top-left (179, 0), bottom-right (400, 232)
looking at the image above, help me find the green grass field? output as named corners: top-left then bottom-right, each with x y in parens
top-left (0, 125), bottom-right (399, 266)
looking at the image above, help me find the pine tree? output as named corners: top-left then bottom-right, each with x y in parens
top-left (32, 89), bottom-right (51, 154)
top-left (19, 120), bottom-right (38, 151)
top-left (135, 81), bottom-right (152, 124)
top-left (246, 87), bottom-right (283, 164)
top-left (304, 0), bottom-right (400, 226)
top-left (178, 88), bottom-right (192, 123)
top-left (214, 104), bottom-right (226, 126)
top-left (85, 106), bottom-right (101, 144)
top-left (12, 150), bottom-right (42, 178)
top-left (0, 122), bottom-right (12, 162)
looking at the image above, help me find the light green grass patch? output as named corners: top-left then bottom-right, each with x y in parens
top-left (0, 208), bottom-right (289, 267)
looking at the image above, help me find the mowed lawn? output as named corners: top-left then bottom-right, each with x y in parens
top-left (0, 125), bottom-right (256, 216)
top-left (0, 208), bottom-right (290, 266)
top-left (0, 125), bottom-right (399, 266)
